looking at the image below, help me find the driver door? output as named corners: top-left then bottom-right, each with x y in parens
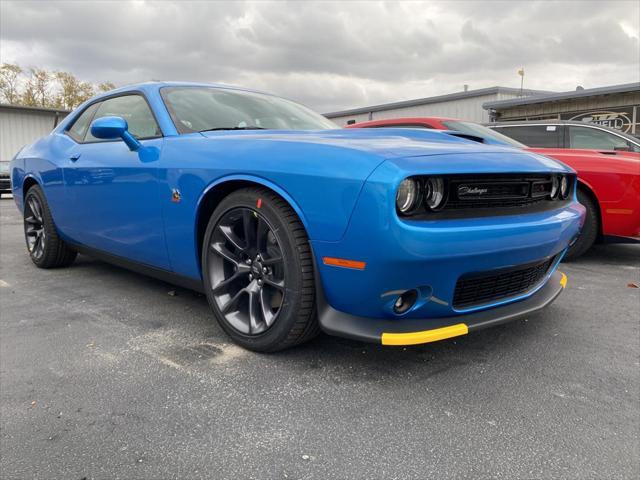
top-left (63, 94), bottom-right (170, 269)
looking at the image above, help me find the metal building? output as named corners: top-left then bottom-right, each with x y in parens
top-left (0, 104), bottom-right (70, 163)
top-left (483, 82), bottom-right (640, 134)
top-left (323, 86), bottom-right (549, 126)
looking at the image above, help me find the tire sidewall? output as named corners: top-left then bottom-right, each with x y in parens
top-left (202, 189), bottom-right (306, 351)
top-left (566, 189), bottom-right (598, 260)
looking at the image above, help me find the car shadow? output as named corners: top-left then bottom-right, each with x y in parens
top-left (64, 253), bottom-right (562, 384)
top-left (562, 243), bottom-right (640, 267)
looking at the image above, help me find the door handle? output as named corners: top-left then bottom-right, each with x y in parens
top-left (69, 154), bottom-right (81, 162)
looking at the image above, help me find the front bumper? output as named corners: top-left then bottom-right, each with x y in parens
top-left (318, 270), bottom-right (567, 345)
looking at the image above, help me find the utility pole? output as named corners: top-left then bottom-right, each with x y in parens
top-left (518, 67), bottom-right (525, 96)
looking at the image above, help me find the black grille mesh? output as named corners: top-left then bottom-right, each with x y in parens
top-left (453, 256), bottom-right (556, 309)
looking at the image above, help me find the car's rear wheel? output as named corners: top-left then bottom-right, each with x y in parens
top-left (202, 187), bottom-right (318, 352)
top-left (23, 185), bottom-right (77, 268)
top-left (565, 189), bottom-right (598, 260)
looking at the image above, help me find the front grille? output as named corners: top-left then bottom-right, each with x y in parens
top-left (453, 256), bottom-right (556, 309)
top-left (0, 175), bottom-right (10, 190)
top-left (444, 175), bottom-right (554, 211)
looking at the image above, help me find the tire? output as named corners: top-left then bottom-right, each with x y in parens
top-left (23, 184), bottom-right (77, 268)
top-left (565, 189), bottom-right (598, 260)
top-left (202, 187), bottom-right (318, 352)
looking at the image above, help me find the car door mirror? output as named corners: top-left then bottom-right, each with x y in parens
top-left (90, 116), bottom-right (141, 151)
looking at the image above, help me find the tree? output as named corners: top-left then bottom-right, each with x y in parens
top-left (98, 81), bottom-right (116, 92)
top-left (0, 63), bottom-right (23, 104)
top-left (54, 71), bottom-right (95, 109)
top-left (27, 68), bottom-right (53, 107)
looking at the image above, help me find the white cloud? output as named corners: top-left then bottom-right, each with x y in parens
top-left (1, 0), bottom-right (638, 113)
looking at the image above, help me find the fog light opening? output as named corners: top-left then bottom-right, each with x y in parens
top-left (393, 289), bottom-right (418, 314)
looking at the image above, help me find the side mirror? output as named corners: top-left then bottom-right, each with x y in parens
top-left (90, 116), bottom-right (141, 151)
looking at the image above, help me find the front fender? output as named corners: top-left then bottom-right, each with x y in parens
top-left (196, 174), bottom-right (313, 236)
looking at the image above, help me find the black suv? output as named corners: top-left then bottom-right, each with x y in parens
top-left (486, 120), bottom-right (640, 153)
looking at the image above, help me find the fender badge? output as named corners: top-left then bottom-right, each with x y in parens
top-left (171, 188), bottom-right (182, 203)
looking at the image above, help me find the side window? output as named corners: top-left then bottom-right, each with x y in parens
top-left (496, 125), bottom-right (561, 148)
top-left (84, 95), bottom-right (161, 142)
top-left (569, 126), bottom-right (631, 151)
top-left (66, 103), bottom-right (100, 142)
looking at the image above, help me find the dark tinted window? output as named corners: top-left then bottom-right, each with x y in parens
top-left (67, 103), bottom-right (100, 142)
top-left (569, 126), bottom-right (639, 152)
top-left (494, 125), bottom-right (562, 148)
top-left (84, 95), bottom-right (161, 142)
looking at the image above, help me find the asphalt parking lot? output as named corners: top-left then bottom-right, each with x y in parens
top-left (0, 197), bottom-right (638, 480)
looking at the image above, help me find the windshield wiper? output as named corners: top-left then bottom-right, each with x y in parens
top-left (199, 126), bottom-right (266, 132)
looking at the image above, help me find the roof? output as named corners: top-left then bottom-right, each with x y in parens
top-left (323, 86), bottom-right (552, 118)
top-left (0, 103), bottom-right (71, 115)
top-left (483, 82), bottom-right (640, 110)
top-left (99, 81), bottom-right (270, 97)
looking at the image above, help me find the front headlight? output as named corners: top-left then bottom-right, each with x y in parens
top-left (550, 175), bottom-right (559, 199)
top-left (559, 175), bottom-right (569, 199)
top-left (424, 177), bottom-right (445, 210)
top-left (396, 178), bottom-right (420, 214)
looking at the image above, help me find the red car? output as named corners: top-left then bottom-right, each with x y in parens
top-left (347, 117), bottom-right (640, 259)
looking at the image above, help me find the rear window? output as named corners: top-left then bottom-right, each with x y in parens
top-left (494, 125), bottom-right (562, 148)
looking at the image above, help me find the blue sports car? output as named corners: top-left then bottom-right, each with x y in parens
top-left (10, 82), bottom-right (585, 351)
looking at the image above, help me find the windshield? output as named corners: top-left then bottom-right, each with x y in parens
top-left (442, 120), bottom-right (526, 148)
top-left (161, 87), bottom-right (337, 133)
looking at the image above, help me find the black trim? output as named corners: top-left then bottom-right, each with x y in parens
top-left (70, 243), bottom-right (204, 293)
top-left (316, 270), bottom-right (565, 344)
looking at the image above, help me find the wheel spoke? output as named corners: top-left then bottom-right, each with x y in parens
top-left (209, 242), bottom-right (241, 266)
top-left (25, 216), bottom-right (39, 226)
top-left (221, 288), bottom-right (247, 314)
top-left (262, 277), bottom-right (285, 291)
top-left (256, 216), bottom-right (269, 254)
top-left (260, 288), bottom-right (276, 327)
top-left (211, 268), bottom-right (249, 293)
top-left (261, 255), bottom-right (283, 266)
top-left (218, 224), bottom-right (246, 252)
top-left (242, 210), bottom-right (256, 251)
top-left (29, 197), bottom-right (43, 222)
top-left (248, 290), bottom-right (262, 334)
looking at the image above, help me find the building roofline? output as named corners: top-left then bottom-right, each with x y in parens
top-left (323, 86), bottom-right (552, 118)
top-left (482, 82), bottom-right (640, 110)
top-left (0, 103), bottom-right (71, 115)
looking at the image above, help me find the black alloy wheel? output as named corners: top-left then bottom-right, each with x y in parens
top-left (208, 207), bottom-right (285, 335)
top-left (24, 193), bottom-right (46, 261)
top-left (23, 185), bottom-right (77, 268)
top-left (202, 188), bottom-right (318, 352)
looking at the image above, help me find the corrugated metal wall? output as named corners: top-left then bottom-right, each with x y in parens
top-left (327, 91), bottom-right (526, 127)
top-left (492, 92), bottom-right (640, 122)
top-left (0, 108), bottom-right (68, 162)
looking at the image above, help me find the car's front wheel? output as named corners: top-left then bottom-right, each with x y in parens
top-left (202, 188), bottom-right (318, 352)
top-left (565, 189), bottom-right (598, 260)
top-left (23, 184), bottom-right (77, 268)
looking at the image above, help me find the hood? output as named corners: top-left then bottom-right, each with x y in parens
top-left (200, 128), bottom-right (520, 159)
top-left (200, 127), bottom-right (572, 174)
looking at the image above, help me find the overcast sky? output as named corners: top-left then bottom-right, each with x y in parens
top-left (1, 0), bottom-right (638, 113)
